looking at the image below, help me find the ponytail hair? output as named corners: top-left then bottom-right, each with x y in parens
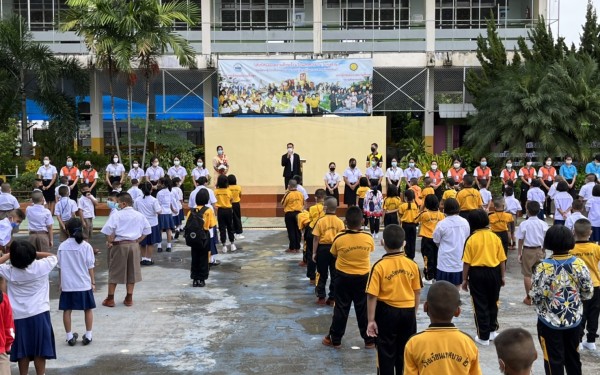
top-left (405, 189), bottom-right (415, 210)
top-left (66, 217), bottom-right (84, 244)
top-left (141, 181), bottom-right (152, 197)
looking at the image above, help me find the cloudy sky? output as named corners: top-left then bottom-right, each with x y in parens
top-left (550, 0), bottom-right (600, 46)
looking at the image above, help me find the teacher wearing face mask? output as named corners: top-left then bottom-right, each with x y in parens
top-left (106, 154), bottom-right (125, 192)
top-left (343, 158), bottom-right (362, 207)
top-left (366, 143), bottom-right (383, 168)
top-left (213, 145), bottom-right (229, 180)
top-left (324, 162), bottom-right (341, 204)
top-left (281, 142), bottom-right (301, 189)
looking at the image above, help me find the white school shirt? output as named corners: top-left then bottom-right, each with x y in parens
top-left (342, 167), bottom-right (362, 184)
top-left (504, 196), bottom-right (522, 215)
top-left (54, 197), bottom-right (78, 221)
top-left (324, 172), bottom-right (341, 187)
top-left (106, 163), bottom-right (125, 178)
top-left (0, 256), bottom-right (57, 319)
top-left (133, 196), bottom-right (162, 227)
top-left (385, 167), bottom-right (404, 182)
top-left (78, 195), bottom-right (96, 219)
top-left (404, 167), bottom-right (423, 181)
top-left (579, 182), bottom-right (596, 201)
top-left (146, 166), bottom-right (165, 182)
top-left (57, 239), bottom-right (95, 292)
top-left (585, 196), bottom-right (600, 227)
top-left (127, 186), bottom-right (143, 202)
top-left (365, 167), bottom-right (384, 180)
top-left (189, 186), bottom-right (218, 209)
top-left (26, 204), bottom-right (53, 232)
top-left (0, 218), bottom-right (12, 246)
top-left (172, 186), bottom-right (183, 211)
top-left (0, 193), bottom-right (19, 211)
top-left (553, 191), bottom-right (573, 220)
top-left (55, 183), bottom-right (70, 198)
top-left (128, 167), bottom-right (145, 181)
top-left (479, 188), bottom-right (492, 206)
top-left (156, 189), bottom-right (177, 214)
top-left (547, 182), bottom-right (558, 199)
top-left (297, 184), bottom-right (309, 201)
top-left (167, 166), bottom-right (188, 180)
top-left (516, 217), bottom-right (549, 247)
top-left (565, 212), bottom-right (587, 231)
top-left (191, 167), bottom-right (210, 181)
top-left (37, 165), bottom-right (57, 179)
top-left (432, 215), bottom-right (470, 273)
top-left (527, 187), bottom-right (546, 205)
top-left (101, 207), bottom-right (151, 241)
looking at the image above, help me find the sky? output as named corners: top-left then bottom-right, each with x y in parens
top-left (550, 0), bottom-right (600, 46)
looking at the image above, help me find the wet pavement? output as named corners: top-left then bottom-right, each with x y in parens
top-left (10, 228), bottom-right (600, 374)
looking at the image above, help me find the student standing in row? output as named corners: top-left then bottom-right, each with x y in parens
top-left (0, 184), bottom-right (19, 219)
top-left (447, 159), bottom-right (467, 185)
top-left (281, 180), bottom-right (304, 254)
top-left (382, 186), bottom-right (401, 227)
top-left (519, 157), bottom-right (536, 212)
top-left (539, 157), bottom-right (557, 218)
top-left (26, 192), bottom-right (53, 252)
top-left (134, 182), bottom-right (162, 266)
top-left (227, 175), bottom-right (244, 240)
top-left (191, 158), bottom-right (210, 188)
top-left (146, 157), bottom-right (165, 196)
top-left (398, 190), bottom-right (419, 260)
top-left (60, 157), bottom-right (80, 201)
top-left (363, 185), bottom-right (383, 239)
top-left (365, 157), bottom-right (383, 191)
top-left (385, 158), bottom-right (403, 194)
top-left (585, 185), bottom-right (600, 243)
top-left (560, 155), bottom-right (578, 197)
top-left (343, 158), bottom-right (361, 207)
top-left (500, 159), bottom-right (517, 195)
top-left (37, 156), bottom-right (58, 215)
top-left (473, 157), bottom-right (492, 190)
top-left (214, 175), bottom-right (236, 253)
top-left (425, 160), bottom-right (444, 201)
top-left (553, 181), bottom-right (573, 226)
top-left (80, 161), bottom-right (98, 198)
top-left (156, 178), bottom-right (178, 253)
top-left (417, 195), bottom-right (444, 285)
top-left (305, 189), bottom-right (326, 283)
top-left (433, 198), bottom-right (470, 287)
top-left (489, 198), bottom-right (514, 260)
top-left (55, 186), bottom-right (78, 242)
top-left (167, 156), bottom-right (187, 196)
top-left (105, 155), bottom-right (125, 193)
top-left (324, 162), bottom-right (341, 204)
top-left (186, 190), bottom-right (216, 287)
top-left (403, 159), bottom-right (422, 187)
top-left (527, 179), bottom-right (546, 220)
top-left (456, 175), bottom-right (483, 219)
top-left (128, 160), bottom-right (145, 183)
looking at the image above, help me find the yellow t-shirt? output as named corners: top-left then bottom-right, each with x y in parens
top-left (330, 230), bottom-right (375, 275)
top-left (417, 211), bottom-right (445, 238)
top-left (488, 212), bottom-right (514, 233)
top-left (404, 325), bottom-right (481, 375)
top-left (214, 188), bottom-right (232, 209)
top-left (571, 242), bottom-right (600, 287)
top-left (456, 188), bottom-right (483, 211)
top-left (308, 203), bottom-right (325, 228)
top-left (357, 186), bottom-right (370, 199)
top-left (282, 190), bottom-right (304, 212)
top-left (421, 186), bottom-right (435, 201)
top-left (366, 252), bottom-right (422, 308)
top-left (184, 206), bottom-right (216, 230)
top-left (383, 196), bottom-right (402, 212)
top-left (462, 229), bottom-right (507, 267)
top-left (297, 210), bottom-right (311, 231)
top-left (399, 202), bottom-right (420, 224)
top-left (312, 214), bottom-right (345, 244)
top-left (229, 184), bottom-right (242, 203)
top-left (442, 189), bottom-right (457, 201)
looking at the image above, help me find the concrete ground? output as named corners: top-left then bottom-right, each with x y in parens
top-left (9, 218), bottom-right (600, 374)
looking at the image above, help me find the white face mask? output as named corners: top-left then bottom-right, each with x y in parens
top-left (566, 160), bottom-right (572, 165)
top-left (174, 160), bottom-right (180, 166)
top-left (153, 162), bottom-right (159, 167)
top-left (43, 160), bottom-right (50, 165)
top-left (113, 158), bottom-right (118, 163)
top-left (546, 161), bottom-right (552, 166)
top-left (197, 162), bottom-right (203, 167)
top-left (133, 163), bottom-right (139, 168)
top-left (391, 162), bottom-right (397, 167)
top-left (453, 163), bottom-right (460, 169)
top-left (287, 148), bottom-right (293, 154)
top-left (431, 165), bottom-right (437, 170)
top-left (526, 162), bottom-right (532, 167)
top-left (506, 164), bottom-right (512, 169)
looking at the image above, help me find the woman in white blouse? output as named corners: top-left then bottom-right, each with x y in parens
top-left (36, 156), bottom-right (58, 214)
top-left (343, 158), bottom-right (362, 207)
top-left (105, 154), bottom-right (125, 192)
top-left (365, 156), bottom-right (384, 191)
top-left (145, 157), bottom-right (165, 197)
top-left (128, 159), bottom-right (145, 182)
top-left (191, 157), bottom-right (210, 187)
top-left (324, 162), bottom-right (341, 205)
top-left (167, 156), bottom-right (188, 195)
top-left (385, 157), bottom-right (403, 194)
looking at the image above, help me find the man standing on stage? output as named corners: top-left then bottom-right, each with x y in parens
top-left (282, 143), bottom-right (302, 189)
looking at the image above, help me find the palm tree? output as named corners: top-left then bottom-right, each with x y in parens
top-left (0, 15), bottom-right (87, 157)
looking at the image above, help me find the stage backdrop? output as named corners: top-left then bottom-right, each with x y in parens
top-left (204, 117), bottom-right (386, 192)
top-left (217, 59), bottom-right (373, 116)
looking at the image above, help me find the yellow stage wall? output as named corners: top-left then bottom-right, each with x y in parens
top-left (205, 117), bottom-right (386, 192)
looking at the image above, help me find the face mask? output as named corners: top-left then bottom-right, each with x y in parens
top-left (330, 167), bottom-right (335, 172)
top-left (113, 158), bottom-right (118, 163)
top-left (218, 149), bottom-right (224, 156)
top-left (197, 162), bottom-right (203, 167)
top-left (43, 160), bottom-right (49, 165)
top-left (526, 162), bottom-right (532, 167)
top-left (153, 162), bottom-right (159, 167)
top-left (391, 162), bottom-right (397, 167)
top-left (481, 162), bottom-right (487, 167)
top-left (454, 163), bottom-right (460, 169)
top-left (431, 165), bottom-right (437, 170)
top-left (10, 222), bottom-right (18, 229)
top-left (566, 160), bottom-right (572, 165)
top-left (174, 160), bottom-right (180, 166)
top-left (371, 161), bottom-right (377, 167)
top-left (66, 161), bottom-right (73, 167)
top-left (371, 147), bottom-right (376, 152)
top-left (85, 164), bottom-right (91, 169)
top-left (287, 148), bottom-right (293, 154)
top-left (546, 161), bottom-right (552, 166)
top-left (350, 163), bottom-right (356, 168)
top-left (107, 201), bottom-right (118, 210)
top-left (506, 164), bottom-right (512, 169)
top-left (133, 163), bottom-right (139, 168)
top-left (409, 162), bottom-right (415, 168)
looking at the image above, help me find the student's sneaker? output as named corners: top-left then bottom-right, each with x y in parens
top-left (157, 247), bottom-right (163, 253)
top-left (489, 331), bottom-right (499, 340)
top-left (422, 277), bottom-right (433, 285)
top-left (583, 341), bottom-right (597, 351)
top-left (316, 297), bottom-right (327, 305)
top-left (166, 246), bottom-right (172, 253)
top-left (230, 243), bottom-right (237, 252)
top-left (326, 298), bottom-right (335, 307)
top-left (174, 230), bottom-right (180, 239)
top-left (474, 336), bottom-right (490, 346)
top-left (209, 260), bottom-right (221, 267)
top-left (222, 245), bottom-right (228, 253)
top-left (235, 234), bottom-right (245, 240)
top-left (364, 341), bottom-right (376, 349)
top-left (67, 333), bottom-right (79, 346)
top-left (579, 342), bottom-right (584, 351)
top-left (82, 335), bottom-right (92, 346)
top-left (322, 335), bottom-right (341, 349)
top-left (374, 233), bottom-right (379, 239)
top-left (549, 214), bottom-right (554, 219)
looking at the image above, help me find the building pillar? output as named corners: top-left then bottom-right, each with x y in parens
top-left (90, 70), bottom-right (104, 153)
top-left (201, 0), bottom-right (211, 56)
top-left (203, 71), bottom-right (214, 118)
top-left (533, 0), bottom-right (549, 21)
top-left (1, 0), bottom-right (14, 19)
top-left (424, 0), bottom-right (435, 154)
top-left (313, 0), bottom-right (322, 54)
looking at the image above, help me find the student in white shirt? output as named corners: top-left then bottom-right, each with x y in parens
top-left (565, 200), bottom-right (586, 232)
top-left (526, 179), bottom-right (546, 220)
top-left (128, 160), bottom-right (145, 182)
top-left (78, 184), bottom-right (97, 242)
top-left (127, 179), bottom-right (143, 202)
top-left (343, 158), bottom-right (362, 207)
top-left (479, 187), bottom-right (492, 212)
top-left (55, 186), bottom-right (79, 242)
top-left (188, 176), bottom-right (220, 266)
top-left (504, 187), bottom-right (522, 249)
top-left (293, 174), bottom-right (309, 202)
top-left (37, 156), bottom-right (58, 214)
top-left (552, 181), bottom-right (573, 226)
top-left (324, 162), bottom-right (341, 205)
top-left (26, 192), bottom-right (54, 252)
top-left (167, 156), bottom-right (188, 195)
top-left (579, 173), bottom-right (597, 208)
top-left (156, 178), bottom-right (178, 252)
top-left (432, 198), bottom-right (470, 287)
top-left (0, 240), bottom-right (57, 371)
top-left (191, 158), bottom-right (210, 187)
top-left (133, 183), bottom-right (162, 266)
top-left (403, 158), bottom-right (423, 186)
top-left (0, 209), bottom-right (25, 252)
top-left (585, 184), bottom-right (600, 243)
top-left (385, 158), bottom-right (404, 191)
top-left (105, 155), bottom-right (126, 192)
top-left (171, 177), bottom-right (185, 235)
top-left (516, 201), bottom-right (549, 306)
top-left (365, 157), bottom-right (384, 191)
top-left (100, 192), bottom-right (152, 308)
top-left (0, 183), bottom-right (20, 219)
top-left (54, 176), bottom-right (70, 203)
top-left (146, 157), bottom-right (165, 197)
top-left (57, 218), bottom-right (96, 346)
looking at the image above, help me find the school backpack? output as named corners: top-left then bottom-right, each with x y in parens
top-left (184, 207), bottom-right (210, 246)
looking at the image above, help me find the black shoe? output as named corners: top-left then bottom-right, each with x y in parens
top-left (174, 230), bottom-right (180, 239)
top-left (193, 280), bottom-right (200, 287)
top-left (209, 260), bottom-right (221, 268)
top-left (67, 333), bottom-right (79, 346)
top-left (82, 335), bottom-right (92, 345)
top-left (157, 248), bottom-right (163, 253)
top-left (166, 247), bottom-right (172, 253)
top-left (198, 280), bottom-right (206, 287)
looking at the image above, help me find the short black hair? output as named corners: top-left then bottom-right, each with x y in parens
top-left (387, 185), bottom-right (399, 198)
top-left (494, 328), bottom-right (537, 372)
top-left (359, 177), bottom-right (369, 187)
top-left (117, 192), bottom-right (133, 206)
top-left (505, 186), bottom-right (514, 197)
top-left (58, 185), bottom-right (69, 197)
top-left (595, 154), bottom-right (600, 162)
top-left (196, 176), bottom-right (208, 186)
top-left (314, 188), bottom-right (326, 200)
top-left (424, 194), bottom-right (439, 211)
top-left (196, 189), bottom-right (209, 206)
top-left (531, 179), bottom-right (541, 188)
top-left (467, 209), bottom-right (489, 231)
top-left (593, 184), bottom-right (600, 197)
top-left (526, 201), bottom-right (540, 216)
top-left (345, 206), bottom-right (363, 229)
top-left (426, 281), bottom-right (461, 321)
top-left (383, 224), bottom-right (405, 250)
top-left (10, 240), bottom-right (37, 269)
top-left (463, 175), bottom-right (474, 186)
top-left (557, 181), bottom-right (569, 192)
top-left (572, 200), bottom-right (584, 211)
top-left (574, 218), bottom-right (592, 238)
top-left (227, 174), bottom-right (237, 186)
top-left (443, 198), bottom-right (460, 215)
top-left (446, 178), bottom-right (456, 187)
top-left (131, 179), bottom-right (139, 185)
top-left (543, 225), bottom-right (575, 254)
top-left (293, 174), bottom-right (302, 184)
top-left (216, 174), bottom-right (229, 189)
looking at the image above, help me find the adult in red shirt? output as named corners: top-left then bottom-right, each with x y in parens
top-left (499, 159), bottom-right (518, 194)
top-left (538, 156), bottom-right (557, 218)
top-left (425, 160), bottom-right (444, 200)
top-left (60, 157), bottom-right (80, 201)
top-left (518, 157), bottom-right (537, 212)
top-left (473, 157), bottom-right (492, 190)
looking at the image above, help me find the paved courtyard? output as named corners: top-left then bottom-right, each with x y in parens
top-left (10, 224), bottom-right (600, 374)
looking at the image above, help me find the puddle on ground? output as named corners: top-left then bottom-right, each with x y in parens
top-left (263, 304), bottom-right (301, 315)
top-left (296, 315), bottom-right (331, 335)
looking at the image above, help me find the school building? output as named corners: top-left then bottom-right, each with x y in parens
top-left (2, 0), bottom-right (555, 156)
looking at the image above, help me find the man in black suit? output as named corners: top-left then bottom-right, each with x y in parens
top-left (281, 142), bottom-right (301, 189)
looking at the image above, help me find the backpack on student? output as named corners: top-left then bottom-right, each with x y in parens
top-left (184, 207), bottom-right (210, 246)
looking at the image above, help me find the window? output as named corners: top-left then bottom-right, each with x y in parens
top-left (338, 0), bottom-right (410, 29)
top-left (219, 0), bottom-right (303, 30)
top-left (436, 0), bottom-right (499, 28)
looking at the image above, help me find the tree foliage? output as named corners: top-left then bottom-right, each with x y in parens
top-left (580, 0), bottom-right (600, 63)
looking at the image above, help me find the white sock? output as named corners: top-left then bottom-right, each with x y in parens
top-left (66, 332), bottom-right (73, 341)
top-left (85, 331), bottom-right (92, 339)
top-left (157, 244), bottom-right (162, 249)
top-left (167, 243), bottom-right (172, 248)
top-left (210, 255), bottom-right (217, 263)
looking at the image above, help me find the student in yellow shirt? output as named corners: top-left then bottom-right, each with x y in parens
top-left (304, 189), bottom-right (326, 284)
top-left (281, 179), bottom-right (305, 254)
top-left (399, 189), bottom-right (420, 260)
top-left (366, 224), bottom-right (422, 375)
top-left (457, 175), bottom-right (483, 219)
top-left (420, 177), bottom-right (435, 208)
top-left (356, 177), bottom-right (370, 230)
top-left (461, 209), bottom-right (507, 346)
top-left (571, 218), bottom-right (600, 351)
top-left (227, 174), bottom-right (244, 240)
top-left (494, 328), bottom-right (538, 375)
top-left (382, 185), bottom-right (401, 227)
top-left (404, 281), bottom-right (481, 375)
top-left (312, 197), bottom-right (345, 306)
top-left (441, 178), bottom-right (457, 207)
top-left (185, 189), bottom-right (217, 287)
top-left (489, 198), bottom-right (514, 259)
top-left (322, 206), bottom-right (375, 349)
top-left (214, 175), bottom-right (236, 253)
top-left (417, 195), bottom-right (445, 284)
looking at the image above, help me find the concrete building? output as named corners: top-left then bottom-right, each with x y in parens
top-left (1, 0), bottom-right (553, 156)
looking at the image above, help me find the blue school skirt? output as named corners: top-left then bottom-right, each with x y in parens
top-left (141, 225), bottom-right (161, 246)
top-left (436, 270), bottom-right (463, 286)
top-left (11, 311), bottom-right (56, 362)
top-left (59, 289), bottom-right (96, 311)
top-left (592, 226), bottom-right (600, 242)
top-left (158, 214), bottom-right (175, 231)
top-left (173, 214), bottom-right (181, 226)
